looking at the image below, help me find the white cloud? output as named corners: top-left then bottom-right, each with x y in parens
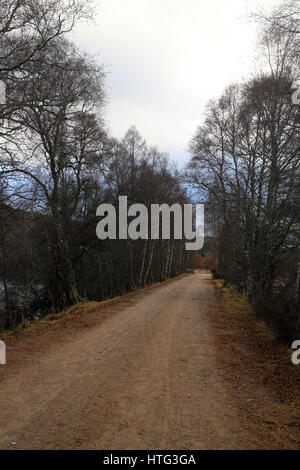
top-left (73, 0), bottom-right (280, 166)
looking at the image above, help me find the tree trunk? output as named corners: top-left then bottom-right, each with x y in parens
top-left (143, 240), bottom-right (156, 286)
top-left (138, 240), bottom-right (148, 288)
top-left (52, 205), bottom-right (81, 305)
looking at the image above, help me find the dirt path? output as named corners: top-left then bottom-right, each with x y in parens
top-left (0, 273), bottom-right (297, 449)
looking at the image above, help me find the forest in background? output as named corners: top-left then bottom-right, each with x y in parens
top-left (0, 0), bottom-right (299, 344)
top-left (186, 0), bottom-right (300, 341)
top-left (0, 0), bottom-right (192, 330)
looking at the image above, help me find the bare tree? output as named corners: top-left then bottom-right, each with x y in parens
top-left (254, 0), bottom-right (300, 35)
top-left (0, 0), bottom-right (95, 73)
top-left (1, 39), bottom-right (105, 305)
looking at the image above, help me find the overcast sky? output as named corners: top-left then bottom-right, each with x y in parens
top-left (73, 0), bottom-right (281, 166)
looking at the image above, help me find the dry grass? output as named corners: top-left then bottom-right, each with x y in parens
top-left (213, 281), bottom-right (295, 363)
top-left (208, 280), bottom-right (299, 449)
top-left (0, 273), bottom-right (189, 344)
top-left (218, 282), bottom-right (277, 346)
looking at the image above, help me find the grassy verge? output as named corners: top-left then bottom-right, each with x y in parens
top-left (212, 279), bottom-right (298, 385)
top-left (209, 279), bottom-right (299, 449)
top-left (214, 280), bottom-right (277, 346)
top-left (0, 273), bottom-right (190, 344)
